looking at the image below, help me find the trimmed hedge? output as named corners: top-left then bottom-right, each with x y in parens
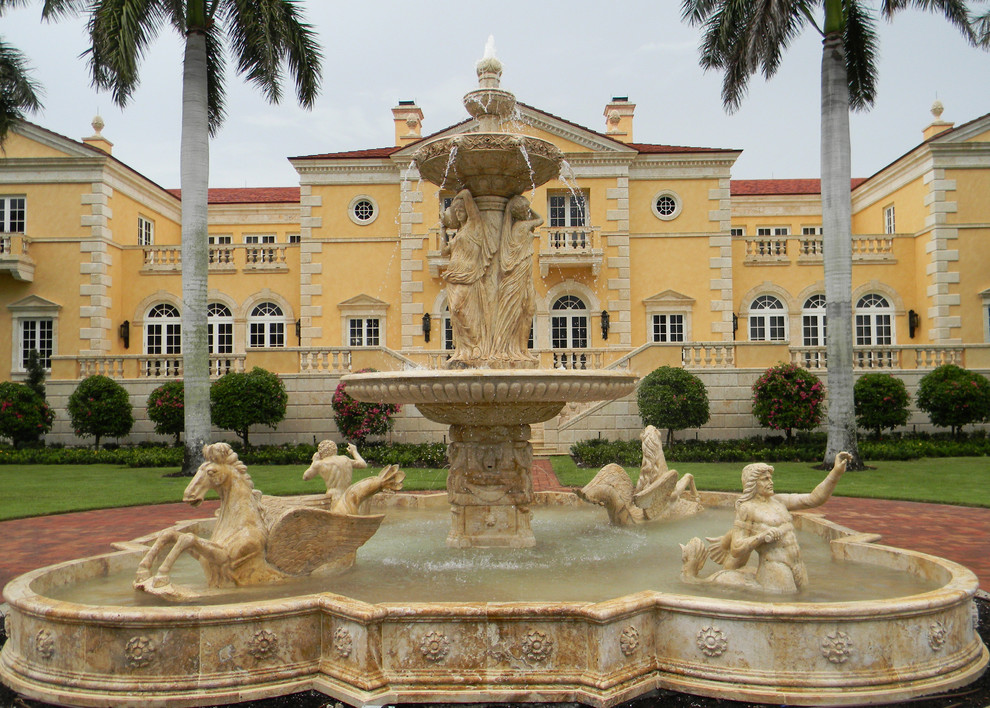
top-left (570, 432), bottom-right (990, 467)
top-left (0, 441), bottom-right (449, 469)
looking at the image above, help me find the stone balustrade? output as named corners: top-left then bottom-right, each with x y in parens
top-left (0, 233), bottom-right (35, 281)
top-left (538, 226), bottom-right (603, 276)
top-left (734, 234), bottom-right (898, 265)
top-left (74, 354), bottom-right (246, 379)
top-left (790, 345), bottom-right (965, 370)
top-left (141, 244), bottom-right (291, 274)
top-left (297, 348), bottom-right (353, 374)
top-left (744, 237), bottom-right (788, 263)
top-left (681, 342), bottom-right (736, 368)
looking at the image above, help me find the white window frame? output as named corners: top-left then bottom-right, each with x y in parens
top-left (208, 234), bottom-right (232, 245)
top-left (884, 205), bottom-right (896, 235)
top-left (748, 295), bottom-right (787, 342)
top-left (338, 295), bottom-right (388, 348)
top-left (730, 227), bottom-right (745, 237)
top-left (138, 215), bottom-right (154, 246)
top-left (651, 190), bottom-right (682, 221)
top-left (145, 303), bottom-right (182, 355)
top-left (548, 192), bottom-right (588, 229)
top-left (802, 226), bottom-right (823, 236)
top-left (801, 295), bottom-right (827, 346)
top-left (248, 302), bottom-right (286, 348)
top-left (756, 226), bottom-right (790, 237)
top-left (288, 233), bottom-right (301, 244)
top-left (244, 234), bottom-right (276, 244)
top-left (0, 195), bottom-right (26, 233)
top-left (550, 295), bottom-right (589, 350)
top-left (8, 296), bottom-right (60, 375)
top-left (207, 303), bottom-right (234, 355)
top-left (650, 313), bottom-right (685, 343)
top-left (348, 195), bottom-right (379, 226)
top-left (348, 317), bottom-right (381, 347)
top-left (855, 294), bottom-right (894, 346)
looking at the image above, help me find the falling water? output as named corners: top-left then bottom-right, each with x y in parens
top-left (440, 142), bottom-right (459, 190)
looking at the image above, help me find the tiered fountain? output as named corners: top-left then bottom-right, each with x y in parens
top-left (0, 43), bottom-right (986, 708)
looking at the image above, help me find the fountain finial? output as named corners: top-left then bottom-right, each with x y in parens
top-left (476, 35), bottom-right (502, 88)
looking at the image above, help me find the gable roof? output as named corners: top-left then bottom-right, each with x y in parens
top-left (166, 187), bottom-right (301, 204)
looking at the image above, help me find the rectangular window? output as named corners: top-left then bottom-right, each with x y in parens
top-left (245, 234), bottom-right (276, 244)
top-left (757, 226), bottom-right (790, 237)
top-left (750, 315), bottom-right (786, 342)
top-left (802, 226), bottom-right (823, 236)
top-left (20, 319), bottom-right (53, 369)
top-left (208, 235), bottom-right (232, 245)
top-left (730, 227), bottom-right (744, 237)
top-left (884, 205), bottom-right (896, 235)
top-left (138, 216), bottom-right (154, 246)
top-left (0, 196), bottom-right (26, 233)
top-left (208, 322), bottom-right (233, 354)
top-left (768, 316), bottom-right (786, 341)
top-left (147, 323), bottom-right (181, 355)
top-left (349, 318), bottom-right (380, 347)
top-left (288, 233), bottom-right (301, 244)
top-left (651, 314), bottom-right (685, 343)
top-left (548, 193), bottom-right (587, 228)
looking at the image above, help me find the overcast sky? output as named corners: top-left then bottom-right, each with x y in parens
top-left (4, 2), bottom-right (989, 188)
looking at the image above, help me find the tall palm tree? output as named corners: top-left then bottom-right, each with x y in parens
top-left (45, 0), bottom-right (321, 473)
top-left (682, 0), bottom-right (974, 469)
top-left (0, 0), bottom-right (44, 145)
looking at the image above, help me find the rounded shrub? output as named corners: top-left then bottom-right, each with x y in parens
top-left (68, 375), bottom-right (133, 449)
top-left (0, 381), bottom-right (54, 448)
top-left (210, 367), bottom-right (287, 449)
top-left (332, 368), bottom-right (401, 444)
top-left (636, 366), bottom-right (710, 444)
top-left (147, 381), bottom-right (185, 445)
top-left (916, 364), bottom-right (990, 436)
top-left (854, 373), bottom-right (910, 439)
top-left (751, 363), bottom-right (825, 440)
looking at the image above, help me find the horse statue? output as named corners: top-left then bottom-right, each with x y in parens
top-left (134, 442), bottom-right (404, 601)
top-left (577, 426), bottom-right (703, 526)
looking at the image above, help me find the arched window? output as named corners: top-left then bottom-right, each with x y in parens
top-left (249, 302), bottom-right (285, 348)
top-left (855, 294), bottom-right (893, 346)
top-left (551, 296), bottom-right (588, 349)
top-left (748, 295), bottom-right (786, 342)
top-left (802, 295), bottom-right (827, 347)
top-left (146, 303), bottom-right (181, 355)
top-left (208, 303), bottom-right (233, 354)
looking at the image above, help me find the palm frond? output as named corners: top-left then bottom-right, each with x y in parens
top-left (976, 9), bottom-right (990, 47)
top-left (86, 0), bottom-right (167, 108)
top-left (843, 0), bottom-right (879, 110)
top-left (204, 19), bottom-right (226, 136)
top-left (222, 0), bottom-right (320, 109)
top-left (0, 37), bottom-right (43, 143)
top-left (39, 0), bottom-right (86, 20)
top-left (0, 0), bottom-right (32, 15)
top-left (880, 0), bottom-right (975, 43)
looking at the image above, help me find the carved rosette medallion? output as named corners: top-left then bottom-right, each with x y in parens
top-left (696, 625), bottom-right (728, 657)
top-left (248, 629), bottom-right (279, 660)
top-left (125, 635), bottom-right (157, 668)
top-left (333, 627), bottom-right (353, 658)
top-left (419, 631), bottom-right (450, 663)
top-left (928, 620), bottom-right (948, 652)
top-left (619, 626), bottom-right (640, 656)
top-left (34, 629), bottom-right (55, 660)
top-left (820, 631), bottom-right (853, 664)
top-left (521, 629), bottom-right (553, 663)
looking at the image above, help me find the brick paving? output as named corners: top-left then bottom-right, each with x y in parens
top-left (2, 463), bottom-right (988, 601)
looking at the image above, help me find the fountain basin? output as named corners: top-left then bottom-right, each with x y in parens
top-left (414, 132), bottom-right (562, 198)
top-left (2, 493), bottom-right (986, 708)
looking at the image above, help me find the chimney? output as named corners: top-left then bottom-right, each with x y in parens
top-left (604, 97), bottom-right (635, 143)
top-left (923, 100), bottom-right (954, 140)
top-left (82, 115), bottom-right (113, 155)
top-left (393, 100), bottom-right (424, 146)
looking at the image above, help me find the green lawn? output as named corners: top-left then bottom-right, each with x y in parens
top-left (1, 456), bottom-right (987, 522)
top-left (0, 465), bottom-right (449, 521)
top-left (551, 456), bottom-right (990, 508)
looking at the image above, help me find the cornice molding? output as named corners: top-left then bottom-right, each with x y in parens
top-left (731, 194), bottom-right (821, 218)
top-left (205, 203), bottom-right (302, 225)
top-left (852, 148), bottom-right (931, 211)
top-left (13, 123), bottom-right (98, 159)
top-left (0, 157), bottom-right (105, 184)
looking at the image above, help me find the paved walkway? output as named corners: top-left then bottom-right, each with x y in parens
top-left (2, 461), bottom-right (988, 599)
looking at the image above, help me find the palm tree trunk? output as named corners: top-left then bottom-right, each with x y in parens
top-left (820, 32), bottom-right (862, 470)
top-left (180, 29), bottom-right (210, 474)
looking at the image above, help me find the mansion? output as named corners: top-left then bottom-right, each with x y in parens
top-left (1, 96), bottom-right (988, 450)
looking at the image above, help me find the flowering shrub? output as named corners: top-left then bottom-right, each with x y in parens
top-left (0, 381), bottom-right (54, 448)
top-left (916, 364), bottom-right (990, 436)
top-left (332, 368), bottom-right (400, 444)
top-left (854, 373), bottom-right (910, 439)
top-left (68, 375), bottom-right (134, 449)
top-left (636, 366), bottom-right (710, 444)
top-left (210, 367), bottom-right (288, 449)
top-left (147, 381), bottom-right (185, 444)
top-left (751, 363), bottom-right (825, 440)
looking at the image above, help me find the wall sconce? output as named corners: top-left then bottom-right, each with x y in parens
top-left (600, 310), bottom-right (610, 340)
top-left (118, 320), bottom-right (130, 349)
top-left (422, 312), bottom-right (432, 343)
top-left (908, 309), bottom-right (920, 339)
top-left (732, 313), bottom-right (739, 340)
top-left (294, 319), bottom-right (301, 344)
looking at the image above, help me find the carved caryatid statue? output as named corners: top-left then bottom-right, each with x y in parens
top-left (578, 425), bottom-right (703, 525)
top-left (491, 195), bottom-right (542, 365)
top-left (680, 451), bottom-right (852, 594)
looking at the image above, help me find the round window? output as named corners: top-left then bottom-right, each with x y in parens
top-left (348, 195), bottom-right (379, 225)
top-left (651, 190), bottom-right (682, 221)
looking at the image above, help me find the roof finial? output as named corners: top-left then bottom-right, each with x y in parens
top-left (91, 114), bottom-right (105, 137)
top-left (931, 99), bottom-right (944, 121)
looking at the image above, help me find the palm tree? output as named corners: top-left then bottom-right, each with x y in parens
top-left (682, 0), bottom-right (974, 469)
top-left (976, 9), bottom-right (990, 45)
top-left (0, 1), bottom-right (44, 145)
top-left (45, 0), bottom-right (321, 473)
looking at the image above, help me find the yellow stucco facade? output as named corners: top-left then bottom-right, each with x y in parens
top-left (1, 100), bottom-right (988, 444)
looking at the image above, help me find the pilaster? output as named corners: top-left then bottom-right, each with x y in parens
top-left (923, 168), bottom-right (961, 343)
top-left (78, 182), bottom-right (113, 355)
top-left (298, 185), bottom-right (324, 345)
top-left (604, 176), bottom-right (631, 347)
top-left (398, 163), bottom-right (426, 350)
top-left (708, 179), bottom-right (734, 341)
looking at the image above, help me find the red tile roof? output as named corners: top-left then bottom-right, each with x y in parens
top-left (628, 142), bottom-right (738, 154)
top-left (730, 178), bottom-right (868, 196)
top-left (166, 187), bottom-right (301, 204)
top-left (290, 147), bottom-right (401, 160)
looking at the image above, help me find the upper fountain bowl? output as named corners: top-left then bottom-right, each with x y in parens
top-left (414, 132), bottom-right (562, 198)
